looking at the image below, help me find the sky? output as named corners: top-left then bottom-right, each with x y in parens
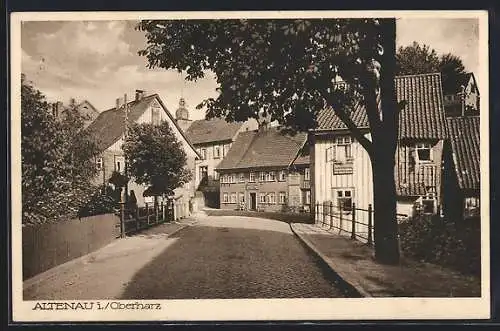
top-left (21, 18), bottom-right (480, 121)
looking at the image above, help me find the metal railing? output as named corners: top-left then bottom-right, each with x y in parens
top-left (118, 201), bottom-right (174, 237)
top-left (314, 201), bottom-right (408, 245)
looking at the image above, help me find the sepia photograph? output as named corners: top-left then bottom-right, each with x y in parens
top-left (10, 10), bottom-right (489, 322)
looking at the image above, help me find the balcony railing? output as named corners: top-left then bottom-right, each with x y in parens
top-left (397, 163), bottom-right (437, 194)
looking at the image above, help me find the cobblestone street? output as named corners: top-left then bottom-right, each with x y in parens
top-left (24, 216), bottom-right (349, 300)
top-left (121, 216), bottom-right (348, 299)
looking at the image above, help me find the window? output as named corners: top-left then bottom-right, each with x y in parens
top-left (305, 191), bottom-right (311, 204)
top-left (239, 192), bottom-right (245, 204)
top-left (227, 174), bottom-right (234, 184)
top-left (327, 136), bottom-right (353, 162)
top-left (249, 172), bottom-right (256, 182)
top-left (260, 193), bottom-right (267, 203)
top-left (259, 172), bottom-right (266, 182)
top-left (151, 105), bottom-right (161, 125)
top-left (230, 193), bottom-right (237, 203)
top-left (214, 170), bottom-right (219, 180)
top-left (416, 143), bottom-right (432, 162)
top-left (304, 167), bottom-right (310, 181)
top-left (279, 192), bottom-right (286, 204)
top-left (214, 145), bottom-right (221, 159)
top-left (223, 193), bottom-right (229, 203)
top-left (268, 192), bottom-right (276, 204)
top-left (268, 171), bottom-right (276, 181)
top-left (336, 189), bottom-right (353, 211)
top-left (278, 170), bottom-right (286, 181)
top-left (419, 192), bottom-right (436, 214)
top-left (464, 197), bottom-right (480, 217)
top-left (96, 157), bottom-right (103, 170)
top-left (239, 173), bottom-right (245, 183)
top-left (200, 148), bottom-right (207, 160)
top-left (114, 155), bottom-right (125, 173)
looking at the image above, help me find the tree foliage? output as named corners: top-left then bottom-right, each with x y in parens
top-left (122, 121), bottom-right (192, 196)
top-left (396, 41), bottom-right (467, 94)
top-left (137, 19), bottom-right (401, 264)
top-left (21, 74), bottom-right (101, 224)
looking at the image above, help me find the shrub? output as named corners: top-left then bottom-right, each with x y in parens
top-left (399, 214), bottom-right (480, 275)
top-left (78, 185), bottom-right (120, 218)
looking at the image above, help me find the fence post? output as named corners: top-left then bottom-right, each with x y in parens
top-left (315, 202), bottom-right (319, 224)
top-left (135, 207), bottom-right (139, 232)
top-left (160, 201), bottom-right (164, 223)
top-left (339, 203), bottom-right (343, 234)
top-left (155, 201), bottom-right (159, 224)
top-left (146, 203), bottom-right (150, 226)
top-left (368, 204), bottom-right (373, 245)
top-left (351, 202), bottom-right (356, 239)
top-left (120, 202), bottom-right (125, 238)
top-left (329, 201), bottom-right (333, 229)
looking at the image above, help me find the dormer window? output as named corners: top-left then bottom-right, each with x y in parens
top-left (416, 142), bottom-right (432, 162)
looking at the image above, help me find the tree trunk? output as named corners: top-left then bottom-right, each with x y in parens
top-left (371, 145), bottom-right (400, 265)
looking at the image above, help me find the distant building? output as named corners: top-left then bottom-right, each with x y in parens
top-left (443, 116), bottom-right (480, 219)
top-left (443, 72), bottom-right (480, 117)
top-left (216, 126), bottom-right (310, 212)
top-left (178, 99), bottom-right (258, 208)
top-left (50, 99), bottom-right (100, 128)
top-left (86, 91), bottom-right (200, 219)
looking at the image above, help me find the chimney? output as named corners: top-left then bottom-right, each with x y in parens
top-left (116, 97), bottom-right (122, 110)
top-left (135, 89), bottom-right (146, 101)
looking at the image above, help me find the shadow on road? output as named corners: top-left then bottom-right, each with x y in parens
top-left (120, 223), bottom-right (351, 299)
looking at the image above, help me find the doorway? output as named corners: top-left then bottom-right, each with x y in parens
top-left (249, 192), bottom-right (257, 211)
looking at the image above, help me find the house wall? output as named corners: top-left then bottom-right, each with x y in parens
top-left (194, 141), bottom-right (233, 186)
top-left (93, 96), bottom-right (198, 215)
top-left (219, 167), bottom-right (309, 212)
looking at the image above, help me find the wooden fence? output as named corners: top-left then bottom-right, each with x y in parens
top-left (22, 213), bottom-right (120, 280)
top-left (314, 201), bottom-right (408, 245)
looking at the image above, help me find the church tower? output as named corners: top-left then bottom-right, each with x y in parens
top-left (175, 97), bottom-right (192, 132)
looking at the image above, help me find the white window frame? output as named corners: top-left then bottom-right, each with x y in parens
top-left (239, 192), bottom-right (245, 204)
top-left (305, 191), bottom-right (311, 204)
top-left (223, 192), bottom-right (229, 203)
top-left (96, 157), bottom-right (103, 170)
top-left (230, 193), bottom-right (237, 203)
top-left (334, 188), bottom-right (353, 212)
top-left (278, 170), bottom-right (286, 181)
top-left (214, 145), bottom-right (221, 159)
top-left (200, 148), bottom-right (207, 160)
top-left (259, 172), bottom-right (266, 182)
top-left (268, 171), bottom-right (276, 182)
top-left (304, 167), bottom-right (310, 181)
top-left (421, 193), bottom-right (436, 214)
top-left (239, 173), bottom-right (245, 183)
top-left (268, 192), bottom-right (276, 204)
top-left (279, 192), bottom-right (286, 204)
top-left (114, 155), bottom-right (125, 173)
top-left (259, 193), bottom-right (267, 204)
top-left (249, 172), bottom-right (256, 182)
top-left (415, 142), bottom-right (433, 162)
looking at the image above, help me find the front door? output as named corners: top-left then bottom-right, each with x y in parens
top-left (249, 192), bottom-right (257, 210)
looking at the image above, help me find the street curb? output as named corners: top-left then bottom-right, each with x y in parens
top-left (290, 223), bottom-right (372, 298)
top-left (23, 222), bottom-right (194, 291)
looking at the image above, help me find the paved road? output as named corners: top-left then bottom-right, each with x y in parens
top-left (24, 216), bottom-right (348, 300)
top-left (120, 216), bottom-right (348, 299)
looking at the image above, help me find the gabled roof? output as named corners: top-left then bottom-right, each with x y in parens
top-left (86, 94), bottom-right (200, 157)
top-left (185, 118), bottom-right (244, 145)
top-left (315, 73), bottom-right (447, 140)
top-left (216, 127), bottom-right (308, 170)
top-left (446, 116), bottom-right (480, 191)
top-left (445, 72), bottom-right (479, 95)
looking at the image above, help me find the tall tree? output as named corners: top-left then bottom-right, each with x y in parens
top-left (21, 75), bottom-right (100, 224)
top-left (122, 121), bottom-right (192, 199)
top-left (396, 41), bottom-right (467, 94)
top-left (137, 18), bottom-right (401, 264)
